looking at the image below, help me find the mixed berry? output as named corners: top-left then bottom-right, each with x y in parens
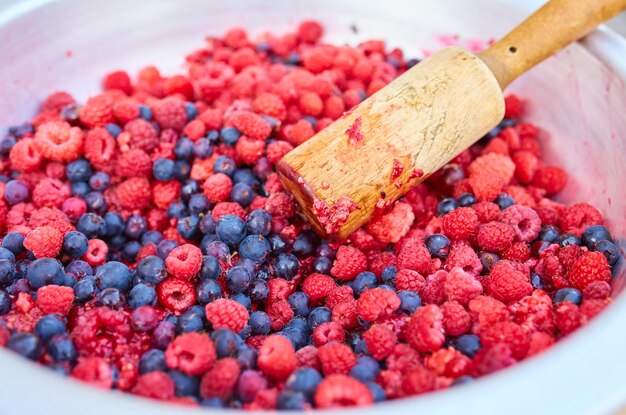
top-left (0, 20), bottom-right (621, 410)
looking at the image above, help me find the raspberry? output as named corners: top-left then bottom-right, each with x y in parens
top-left (474, 343), bottom-right (516, 375)
top-left (365, 202), bottom-right (415, 243)
top-left (264, 192), bottom-right (295, 218)
top-left (314, 374), bottom-right (373, 408)
top-left (479, 321), bottom-right (530, 359)
top-left (165, 244), bottom-right (202, 280)
top-left (71, 307), bottom-right (132, 356)
top-left (325, 286), bottom-right (354, 310)
top-left (157, 277), bottom-right (196, 313)
top-left (102, 70), bottom-right (133, 95)
top-left (299, 92), bottom-right (323, 117)
top-left (468, 153), bottom-right (515, 185)
top-left (287, 119), bottom-right (316, 145)
top-left (421, 270), bottom-right (448, 305)
top-left (401, 365), bottom-right (436, 396)
top-left (253, 93), bottom-right (287, 122)
top-left (476, 221), bottom-right (515, 252)
top-left (482, 137), bottom-right (509, 155)
top-left (258, 334), bottom-right (298, 380)
top-left (502, 241), bottom-right (531, 262)
top-left (9, 138), bottom-right (42, 172)
top-left (267, 278), bottom-right (292, 304)
top-left (114, 148), bottom-right (152, 178)
top-left (395, 269), bottom-right (426, 294)
top-left (512, 150), bottom-right (538, 184)
top-left (503, 94), bottom-right (523, 118)
top-left (351, 228), bottom-right (388, 252)
top-left (317, 342), bottom-right (357, 376)
top-left (235, 135), bottom-right (265, 164)
top-left (425, 348), bottom-right (471, 378)
top-left (267, 300), bottom-right (294, 331)
top-left (205, 299), bottom-right (249, 332)
top-left (487, 260), bottom-right (532, 303)
top-left (405, 304), bottom-right (445, 353)
top-left (82, 239), bottom-right (108, 266)
top-left (363, 323), bottom-right (397, 360)
top-left (441, 207), bottom-right (478, 240)
top-left (165, 332), bottom-right (216, 375)
top-left (28, 207), bottom-right (74, 234)
top-left (499, 205), bottom-right (541, 242)
top-left (440, 301), bottom-right (471, 336)
top-left (117, 177), bottom-right (151, 211)
top-left (154, 97), bottom-right (187, 130)
top-left (124, 119), bottom-right (159, 152)
top-left (199, 357), bottom-right (240, 400)
top-left (532, 165), bottom-right (567, 195)
top-left (229, 111), bottom-right (271, 141)
top-left (71, 357), bottom-right (114, 389)
top-left (303, 48), bottom-right (334, 74)
top-left (331, 298), bottom-right (358, 329)
top-left (330, 245), bottom-right (368, 281)
top-left (34, 121), bottom-right (84, 162)
top-left (266, 141), bottom-right (293, 164)
top-left (35, 285), bottom-right (74, 315)
top-left (151, 180), bottom-right (181, 210)
top-left (472, 201), bottom-right (501, 223)
top-left (396, 238), bottom-right (431, 274)
top-left (296, 345), bottom-right (321, 371)
top-left (42, 91), bottom-right (76, 113)
top-left (24, 226), bottom-right (63, 258)
top-left (581, 298), bottom-right (610, 321)
top-left (357, 288), bottom-right (400, 322)
top-left (323, 95), bottom-right (345, 119)
top-left (298, 20), bottom-right (324, 43)
top-left (203, 173), bottom-right (233, 204)
top-left (583, 280), bottom-right (611, 300)
top-left (313, 321), bottom-right (346, 346)
top-left (527, 331), bottom-right (555, 356)
top-left (84, 127), bottom-right (116, 166)
top-left (468, 172), bottom-right (504, 202)
top-left (560, 203), bottom-right (603, 235)
top-left (164, 75), bottom-right (194, 100)
top-left (385, 343), bottom-right (422, 373)
top-left (444, 266), bottom-right (483, 305)
top-left (131, 371), bottom-right (175, 400)
top-left (367, 251), bottom-right (397, 277)
top-left (32, 178), bottom-right (70, 209)
top-left (567, 251), bottom-right (611, 290)
top-left (445, 240), bottom-right (483, 275)
top-left (302, 273), bottom-right (336, 304)
top-left (80, 95), bottom-right (115, 128)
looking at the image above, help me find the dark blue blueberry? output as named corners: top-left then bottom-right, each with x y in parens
top-left (177, 306), bottom-right (206, 333)
top-left (211, 329), bottom-right (242, 357)
top-left (152, 158), bottom-right (176, 181)
top-left (103, 212), bottom-right (124, 237)
top-left (48, 335), bottom-right (77, 363)
top-left (308, 306), bottom-right (332, 329)
top-left (196, 257), bottom-right (220, 282)
top-left (174, 137), bottom-right (194, 161)
top-left (530, 273), bottom-right (544, 290)
top-left (185, 102), bottom-right (199, 120)
top-left (378, 284), bottom-right (395, 291)
top-left (350, 334), bottom-right (369, 355)
top-left (152, 321), bottom-right (176, 350)
top-left (14, 259), bottom-right (30, 279)
top-left (139, 349), bottom-right (167, 374)
top-left (216, 214), bottom-right (247, 246)
top-left (273, 253), bottom-right (299, 280)
top-left (286, 367), bottom-right (322, 399)
top-left (157, 239), bottom-right (179, 259)
top-left (277, 391), bottom-right (307, 410)
top-left (136, 256), bottom-right (168, 284)
top-left (268, 233), bottom-right (289, 254)
top-left (437, 197), bottom-right (458, 216)
top-left (245, 209), bottom-right (272, 236)
top-left (479, 251), bottom-right (500, 274)
top-left (213, 155), bottom-right (237, 177)
top-left (249, 311), bottom-right (271, 335)
top-left (88, 171), bottom-right (110, 191)
top-left (124, 215), bottom-right (147, 240)
top-left (206, 130), bottom-right (220, 143)
top-left (425, 234), bottom-right (450, 259)
top-left (205, 240), bottom-right (230, 260)
top-left (4, 180), bottom-right (29, 205)
top-left (349, 356), bottom-right (380, 382)
top-left (7, 332), bottom-right (43, 360)
top-left (197, 279), bottom-right (222, 305)
top-left (537, 225), bottom-right (560, 243)
top-left (233, 169), bottom-right (260, 187)
top-left (62, 231), bottom-right (89, 259)
top-left (97, 288), bottom-right (124, 308)
top-left (0, 290), bottom-right (11, 315)
top-left (189, 194), bottom-right (210, 215)
top-left (105, 123), bottom-right (122, 138)
top-left (285, 51), bottom-right (301, 65)
top-left (311, 257), bottom-right (332, 275)
top-left (77, 213), bottom-right (106, 239)
top-left (199, 216), bottom-right (216, 236)
top-left (181, 179), bottom-right (201, 201)
top-left (236, 346), bottom-right (258, 370)
top-left (452, 376), bottom-right (475, 386)
top-left (95, 261), bottom-right (132, 291)
top-left (239, 235), bottom-right (271, 263)
top-left (5, 278), bottom-right (30, 296)
top-left (177, 215), bottom-right (201, 240)
top-left (226, 266), bottom-right (252, 293)
top-left (457, 192), bottom-right (477, 207)
top-left (231, 293), bottom-right (252, 311)
top-left (495, 193), bottom-right (515, 210)
top-left (193, 138), bottom-right (214, 159)
top-left (169, 369), bottom-right (200, 397)
top-left (559, 233), bottom-right (581, 247)
top-left (398, 290), bottom-right (422, 314)
top-left (302, 116), bottom-right (317, 128)
top-left (73, 276), bottom-right (98, 302)
top-left (248, 279), bottom-right (269, 303)
top-left (293, 231), bottom-right (319, 258)
top-left (71, 181), bottom-right (90, 197)
top-left (381, 266), bottom-right (397, 285)
top-left (367, 382), bottom-right (386, 402)
top-left (316, 243), bottom-right (335, 259)
top-left (141, 230), bottom-right (163, 246)
top-left (0, 259), bottom-right (16, 285)
top-left (594, 239), bottom-right (621, 266)
top-left (353, 271), bottom-right (378, 296)
top-left (83, 191), bottom-right (107, 214)
top-left (34, 314), bottom-right (66, 342)
top-left (26, 258), bottom-right (64, 289)
top-left (138, 105), bottom-right (152, 120)
top-left (553, 288), bottom-right (583, 305)
top-left (167, 200), bottom-right (189, 219)
top-left (201, 398), bottom-right (226, 408)
top-left (65, 260), bottom-right (91, 278)
top-left (2, 232), bottom-right (25, 255)
top-left (129, 283), bottom-right (157, 309)
top-left (123, 240), bottom-right (140, 260)
top-left (220, 127), bottom-right (241, 146)
top-left (582, 225), bottom-right (612, 248)
top-left (174, 160), bottom-right (191, 181)
top-left (230, 183), bottom-right (255, 207)
top-left (0, 136), bottom-right (16, 155)
top-left (288, 292), bottom-right (310, 316)
top-left (66, 159), bottom-right (92, 182)
top-left (452, 334), bottom-right (482, 357)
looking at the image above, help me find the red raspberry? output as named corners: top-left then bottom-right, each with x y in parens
top-left (483, 137), bottom-right (509, 155)
top-left (395, 269), bottom-right (426, 294)
top-left (299, 92), bottom-right (323, 116)
top-left (421, 270), bottom-right (448, 305)
top-left (157, 277), bottom-right (196, 313)
top-left (468, 172), bottom-right (504, 202)
top-left (357, 288), bottom-right (400, 322)
top-left (112, 98), bottom-right (140, 124)
top-left (318, 342), bottom-right (357, 375)
top-left (235, 135), bottom-right (265, 164)
top-left (84, 128), bottom-right (116, 165)
top-left (330, 245), bottom-right (367, 281)
top-left (34, 121), bottom-right (84, 162)
top-left (567, 251), bottom-right (611, 290)
top-left (385, 343), bottom-right (422, 372)
top-left (302, 48), bottom-right (334, 74)
top-left (229, 111), bottom-right (271, 141)
top-left (426, 348), bottom-right (471, 378)
top-left (264, 192), bottom-right (295, 218)
top-left (115, 148), bottom-right (152, 178)
top-left (583, 280), bottom-right (611, 300)
top-left (499, 205), bottom-right (541, 242)
top-left (365, 202), bottom-right (415, 243)
top-left (32, 178), bottom-right (70, 209)
top-left (151, 180), bottom-right (181, 210)
top-left (82, 239), bottom-right (108, 267)
top-left (367, 251), bottom-right (397, 277)
top-left (480, 320), bottom-right (530, 359)
top-left (302, 273), bottom-right (336, 304)
top-left (199, 358), bottom-right (240, 400)
top-left (474, 343), bottom-right (516, 375)
top-left (117, 177), bottom-right (151, 211)
top-left (9, 138), bottom-right (42, 172)
top-left (71, 307), bottom-right (132, 356)
top-left (42, 91), bottom-right (76, 112)
top-left (80, 95), bottom-right (115, 128)
top-left (331, 298), bottom-right (358, 329)
top-left (560, 203), bottom-right (603, 235)
top-left (267, 278), bottom-right (292, 303)
top-left (154, 97), bottom-right (187, 130)
top-left (203, 173), bottom-right (233, 204)
top-left (267, 300), bottom-right (294, 331)
top-left (468, 153), bottom-right (515, 185)
top-left (555, 302), bottom-right (583, 335)
top-left (313, 322), bottom-right (346, 347)
top-left (205, 299), bottom-right (249, 333)
top-left (258, 334), bottom-right (298, 380)
top-left (405, 304), bottom-right (445, 353)
top-left (253, 93), bottom-right (287, 122)
top-left (351, 228), bottom-right (388, 252)
top-left (314, 374), bottom-right (373, 408)
top-left (441, 207), bottom-right (478, 240)
top-left (263, 173), bottom-right (283, 195)
top-left (472, 201), bottom-right (501, 223)
top-left (325, 285), bottom-right (354, 310)
top-left (527, 331), bottom-right (555, 356)
top-left (298, 20), bottom-right (324, 43)
top-left (29, 207), bottom-right (74, 234)
top-left (504, 94), bottom-right (523, 118)
top-left (487, 260), bottom-right (532, 303)
top-left (468, 295), bottom-right (510, 327)
top-left (401, 364), bottom-right (436, 396)
top-left (440, 301), bottom-right (471, 336)
top-left (165, 332), bottom-right (217, 375)
top-left (71, 357), bottom-right (114, 389)
top-left (533, 165), bottom-right (567, 195)
top-left (396, 238), bottom-right (431, 274)
top-left (296, 345), bottom-right (321, 371)
top-left (508, 290), bottom-right (555, 333)
top-left (444, 266), bottom-right (483, 305)
top-left (445, 240), bottom-right (483, 275)
top-left (581, 298), bottom-right (610, 321)
top-left (132, 371), bottom-right (175, 400)
top-left (363, 323), bottom-right (397, 360)
top-left (266, 141), bottom-right (294, 164)
top-left (102, 70), bottom-right (133, 95)
top-left (164, 75), bottom-right (194, 100)
top-left (165, 244), bottom-right (202, 280)
top-left (24, 226), bottom-right (63, 258)
top-left (286, 119), bottom-right (315, 145)
top-left (512, 150), bottom-right (538, 184)
top-left (476, 221), bottom-right (515, 252)
top-left (124, 119), bottom-right (159, 152)
top-left (35, 285), bottom-right (74, 315)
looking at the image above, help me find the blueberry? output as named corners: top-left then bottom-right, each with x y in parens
top-left (530, 273), bottom-right (544, 290)
top-left (0, 259), bottom-right (16, 285)
top-left (73, 276), bottom-right (98, 302)
top-left (139, 349), bottom-right (167, 374)
top-left (84, 191), bottom-right (107, 214)
top-left (225, 266), bottom-right (252, 293)
top-left (231, 293), bottom-right (252, 310)
top-left (152, 321), bottom-right (176, 350)
top-left (138, 105), bottom-right (152, 120)
top-left (452, 334), bottom-right (482, 357)
top-left (285, 367), bottom-right (322, 398)
top-left (189, 194), bottom-right (210, 215)
top-left (233, 169), bottom-right (260, 187)
top-left (353, 272), bottom-right (378, 296)
top-left (288, 292), bottom-right (310, 316)
top-left (293, 231), bottom-right (319, 258)
top-left (26, 258), bottom-right (64, 289)
top-left (157, 239), bottom-right (179, 259)
top-left (211, 329), bottom-right (242, 357)
top-left (66, 159), bottom-right (92, 182)
top-left (479, 252), bottom-right (500, 274)
top-left (174, 160), bottom-right (191, 181)
top-left (398, 290), bottom-right (422, 314)
top-left (367, 382), bottom-right (386, 402)
top-left (220, 127), bottom-right (242, 146)
top-left (553, 288), bottom-right (583, 305)
top-left (105, 123), bottom-right (122, 138)
top-left (268, 233), bottom-right (289, 254)
top-left (349, 356), bottom-right (380, 382)
top-left (229, 182), bottom-right (255, 208)
top-left (5, 278), bottom-right (29, 295)
top-left (273, 253), bottom-right (299, 280)
top-left (582, 225), bottom-right (612, 248)
top-left (199, 215), bottom-right (216, 234)
top-left (4, 180), bottom-right (29, 205)
top-left (174, 137), bottom-right (194, 161)
top-left (308, 306), bottom-right (332, 329)
top-left (311, 257), bottom-right (332, 275)
top-left (197, 279), bottom-right (222, 305)
top-left (201, 398), bottom-right (226, 408)
top-left (177, 215), bottom-right (201, 240)
top-left (71, 182), bottom-right (90, 197)
top-left (495, 193), bottom-right (515, 210)
top-left (34, 314), bottom-right (66, 342)
top-left (594, 239), bottom-right (621, 266)
top-left (0, 136), bottom-right (16, 155)
top-left (559, 234), bottom-right (581, 247)
top-left (88, 171), bottom-right (110, 191)
top-left (277, 391), bottom-right (307, 410)
top-left (537, 225), bottom-right (560, 243)
top-left (205, 240), bottom-right (230, 260)
top-left (124, 214), bottom-right (147, 240)
top-left (129, 283), bottom-right (157, 309)
top-left (216, 214), bottom-right (247, 246)
top-left (184, 101), bottom-right (199, 120)
top-left (136, 256), bottom-right (167, 284)
top-left (103, 212), bottom-right (125, 237)
top-left (239, 235), bottom-right (271, 263)
top-left (381, 266), bottom-right (397, 285)
top-left (7, 332), bottom-right (43, 360)
top-left (2, 232), bottom-right (25, 255)
top-left (76, 213), bottom-right (106, 239)
top-left (0, 290), bottom-right (11, 315)
top-left (95, 261), bottom-right (132, 291)
top-left (62, 231), bottom-right (89, 259)
top-left (193, 138), bottom-right (214, 159)
top-left (97, 288), bottom-right (124, 308)
top-left (141, 230), bottom-right (163, 246)
top-left (213, 155), bottom-right (237, 177)
top-left (457, 192), bottom-right (477, 207)
top-left (249, 311), bottom-right (271, 335)
top-left (437, 197), bottom-right (458, 216)
top-left (452, 376), bottom-right (475, 386)
top-left (248, 279), bottom-right (269, 303)
top-left (167, 200), bottom-right (189, 219)
top-left (169, 369), bottom-right (200, 396)
top-left (48, 335), bottom-right (77, 363)
top-left (177, 307), bottom-right (206, 333)
top-left (425, 234), bottom-right (450, 259)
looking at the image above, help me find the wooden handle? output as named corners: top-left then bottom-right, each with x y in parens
top-left (479, 0), bottom-right (626, 89)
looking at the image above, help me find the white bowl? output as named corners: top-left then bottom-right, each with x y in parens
top-left (0, 1), bottom-right (625, 414)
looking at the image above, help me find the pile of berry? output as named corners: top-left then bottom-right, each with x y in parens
top-left (0, 21), bottom-right (621, 410)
